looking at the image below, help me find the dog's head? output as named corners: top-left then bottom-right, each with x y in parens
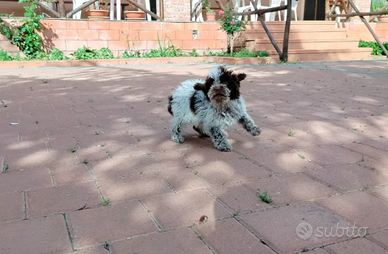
top-left (194, 66), bottom-right (246, 106)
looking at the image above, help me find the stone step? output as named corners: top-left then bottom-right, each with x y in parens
top-left (245, 30), bottom-right (348, 41)
top-left (264, 48), bottom-right (372, 62)
top-left (246, 21), bottom-right (345, 31)
top-left (246, 39), bottom-right (360, 51)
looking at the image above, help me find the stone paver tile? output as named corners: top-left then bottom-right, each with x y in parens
top-left (194, 218), bottom-right (275, 254)
top-left (368, 185), bottom-right (388, 203)
top-left (367, 230), bottom-right (388, 251)
top-left (27, 182), bottom-right (102, 218)
top-left (249, 149), bottom-right (318, 174)
top-left (316, 191), bottom-right (388, 232)
top-left (142, 189), bottom-right (231, 230)
top-left (92, 154), bottom-right (164, 177)
top-left (3, 140), bottom-right (48, 158)
top-left (111, 228), bottom-right (212, 254)
top-left (341, 142), bottom-right (387, 160)
top-left (76, 146), bottom-right (109, 162)
top-left (156, 168), bottom-right (209, 192)
top-left (190, 159), bottom-right (271, 187)
top-left (18, 130), bottom-right (48, 142)
top-left (104, 143), bottom-right (145, 158)
top-left (98, 172), bottom-right (172, 202)
top-left (270, 128), bottom-right (330, 148)
top-left (5, 150), bottom-right (76, 170)
top-left (239, 202), bottom-right (355, 254)
top-left (0, 214), bottom-right (71, 254)
top-left (0, 167), bottom-right (52, 192)
top-left (0, 191), bottom-right (23, 222)
top-left (134, 134), bottom-right (191, 153)
top-left (301, 249), bottom-right (330, 254)
top-left (70, 245), bottom-right (107, 254)
top-left (68, 200), bottom-right (158, 249)
top-left (51, 164), bottom-right (94, 186)
top-left (359, 157), bottom-right (388, 175)
top-left (325, 238), bottom-right (388, 254)
top-left (244, 173), bottom-right (337, 205)
top-left (151, 149), bottom-right (196, 169)
top-left (306, 164), bottom-right (388, 192)
top-left (300, 146), bottom-right (363, 166)
top-left (206, 185), bottom-right (271, 213)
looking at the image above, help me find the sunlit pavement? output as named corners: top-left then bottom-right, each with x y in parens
top-left (1, 61), bottom-right (388, 254)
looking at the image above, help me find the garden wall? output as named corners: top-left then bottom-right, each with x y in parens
top-left (0, 19), bottom-right (227, 57)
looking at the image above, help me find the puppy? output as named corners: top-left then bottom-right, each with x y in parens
top-left (168, 66), bottom-right (260, 152)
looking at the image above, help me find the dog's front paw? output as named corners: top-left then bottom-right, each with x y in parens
top-left (216, 142), bottom-right (233, 152)
top-left (171, 135), bottom-right (185, 144)
top-left (251, 126), bottom-right (261, 136)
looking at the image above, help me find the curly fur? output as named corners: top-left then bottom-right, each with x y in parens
top-left (168, 66), bottom-right (260, 152)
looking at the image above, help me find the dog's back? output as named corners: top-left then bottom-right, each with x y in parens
top-left (168, 79), bottom-right (204, 116)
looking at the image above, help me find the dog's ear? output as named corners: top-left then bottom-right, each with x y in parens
top-left (195, 78), bottom-right (214, 92)
top-left (194, 83), bottom-right (205, 91)
top-left (236, 73), bottom-right (246, 82)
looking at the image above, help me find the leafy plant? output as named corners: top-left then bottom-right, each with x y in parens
top-left (71, 46), bottom-right (115, 60)
top-left (218, 7), bottom-right (247, 54)
top-left (257, 189), bottom-right (272, 204)
top-left (47, 48), bottom-right (68, 60)
top-left (202, 0), bottom-right (214, 13)
top-left (0, 49), bottom-right (13, 61)
top-left (371, 0), bottom-right (388, 13)
top-left (359, 40), bottom-right (388, 55)
top-left (0, 0), bottom-right (44, 57)
top-left (203, 48), bottom-right (269, 58)
top-left (142, 36), bottom-right (185, 58)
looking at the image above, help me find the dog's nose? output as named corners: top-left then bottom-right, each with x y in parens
top-left (213, 86), bottom-right (224, 93)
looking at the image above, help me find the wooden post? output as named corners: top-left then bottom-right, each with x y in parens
top-left (58, 0), bottom-right (66, 18)
top-left (36, 1), bottom-right (60, 18)
top-left (257, 14), bottom-right (283, 58)
top-left (348, 0), bottom-right (388, 57)
top-left (126, 0), bottom-right (162, 20)
top-left (327, 10), bottom-right (388, 18)
top-left (66, 0), bottom-right (98, 18)
top-left (281, 0), bottom-right (292, 62)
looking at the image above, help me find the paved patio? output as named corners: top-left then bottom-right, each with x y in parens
top-left (1, 61), bottom-right (388, 254)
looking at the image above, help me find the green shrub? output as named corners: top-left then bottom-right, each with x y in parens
top-left (0, 0), bottom-right (43, 57)
top-left (359, 40), bottom-right (388, 55)
top-left (0, 49), bottom-right (13, 61)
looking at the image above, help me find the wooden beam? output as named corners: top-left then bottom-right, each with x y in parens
top-left (281, 0), bottom-right (292, 62)
top-left (235, 5), bottom-right (287, 16)
top-left (348, 0), bottom-right (388, 57)
top-left (327, 10), bottom-right (388, 18)
top-left (66, 0), bottom-right (98, 18)
top-left (257, 14), bottom-right (282, 58)
top-left (58, 0), bottom-right (66, 18)
top-left (36, 1), bottom-right (60, 18)
top-left (215, 0), bottom-right (225, 11)
top-left (126, 0), bottom-right (162, 20)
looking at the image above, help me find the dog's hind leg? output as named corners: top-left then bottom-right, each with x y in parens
top-left (239, 114), bottom-right (261, 136)
top-left (209, 126), bottom-right (232, 152)
top-left (171, 118), bottom-right (185, 143)
top-left (193, 125), bottom-right (210, 138)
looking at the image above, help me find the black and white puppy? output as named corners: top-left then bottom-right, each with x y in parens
top-left (168, 66), bottom-right (260, 152)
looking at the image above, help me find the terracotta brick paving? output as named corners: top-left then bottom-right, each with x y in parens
top-left (1, 60), bottom-right (388, 254)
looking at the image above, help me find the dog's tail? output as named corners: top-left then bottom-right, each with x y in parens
top-left (167, 95), bottom-right (173, 116)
